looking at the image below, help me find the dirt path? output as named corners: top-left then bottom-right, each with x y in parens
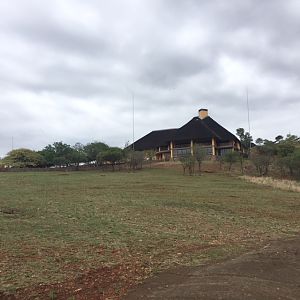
top-left (124, 236), bottom-right (300, 300)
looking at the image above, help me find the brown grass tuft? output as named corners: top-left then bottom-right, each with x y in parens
top-left (241, 176), bottom-right (300, 193)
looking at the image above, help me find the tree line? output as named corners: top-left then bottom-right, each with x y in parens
top-left (251, 134), bottom-right (300, 179)
top-left (179, 129), bottom-right (300, 181)
top-left (221, 133), bottom-right (300, 180)
top-left (0, 141), bottom-right (145, 170)
top-left (1, 129), bottom-right (299, 179)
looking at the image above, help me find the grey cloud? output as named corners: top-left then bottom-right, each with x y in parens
top-left (138, 52), bottom-right (212, 87)
top-left (0, 0), bottom-right (300, 156)
top-left (12, 20), bottom-right (111, 57)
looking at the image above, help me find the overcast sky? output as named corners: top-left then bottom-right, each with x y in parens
top-left (1, 0), bottom-right (300, 156)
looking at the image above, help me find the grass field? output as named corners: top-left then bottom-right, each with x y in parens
top-left (1, 168), bottom-right (300, 298)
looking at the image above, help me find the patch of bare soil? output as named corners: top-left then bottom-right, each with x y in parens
top-left (2, 237), bottom-right (299, 300)
top-left (124, 236), bottom-right (300, 300)
top-left (0, 263), bottom-right (148, 300)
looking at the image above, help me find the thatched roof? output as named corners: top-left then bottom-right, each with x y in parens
top-left (131, 116), bottom-right (238, 151)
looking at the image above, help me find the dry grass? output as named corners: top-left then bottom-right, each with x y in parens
top-left (1, 169), bottom-right (300, 298)
top-left (241, 175), bottom-right (300, 193)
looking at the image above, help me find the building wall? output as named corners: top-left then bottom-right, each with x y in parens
top-left (155, 138), bottom-right (241, 161)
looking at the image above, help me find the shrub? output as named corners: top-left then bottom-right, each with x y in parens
top-left (223, 151), bottom-right (239, 171)
top-left (251, 151), bottom-right (272, 176)
top-left (127, 151), bottom-right (144, 170)
top-left (194, 145), bottom-right (206, 173)
top-left (285, 150), bottom-right (300, 179)
top-left (97, 147), bottom-right (123, 171)
top-left (1, 149), bottom-right (45, 168)
top-left (179, 154), bottom-right (195, 175)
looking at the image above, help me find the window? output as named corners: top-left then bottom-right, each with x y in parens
top-left (205, 147), bottom-right (212, 156)
top-left (219, 148), bottom-right (232, 156)
top-left (173, 148), bottom-right (191, 157)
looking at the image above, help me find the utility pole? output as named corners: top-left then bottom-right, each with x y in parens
top-left (11, 136), bottom-right (14, 151)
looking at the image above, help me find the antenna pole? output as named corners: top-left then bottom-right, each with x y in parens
top-left (12, 136), bottom-right (14, 151)
top-left (132, 92), bottom-right (135, 151)
top-left (246, 87), bottom-right (251, 153)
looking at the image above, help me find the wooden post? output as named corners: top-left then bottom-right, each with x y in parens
top-left (212, 137), bottom-right (216, 156)
top-left (158, 147), bottom-right (161, 161)
top-left (190, 140), bottom-right (194, 155)
top-left (170, 141), bottom-right (174, 159)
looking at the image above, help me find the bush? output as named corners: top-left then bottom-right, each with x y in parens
top-left (251, 151), bottom-right (272, 176)
top-left (0, 149), bottom-right (45, 168)
top-left (194, 145), bottom-right (206, 173)
top-left (283, 150), bottom-right (300, 179)
top-left (97, 147), bottom-right (123, 171)
top-left (179, 154), bottom-right (195, 175)
top-left (127, 151), bottom-right (144, 170)
top-left (84, 142), bottom-right (109, 162)
top-left (223, 151), bottom-right (239, 171)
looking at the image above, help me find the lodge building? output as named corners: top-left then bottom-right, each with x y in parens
top-left (132, 109), bottom-right (241, 160)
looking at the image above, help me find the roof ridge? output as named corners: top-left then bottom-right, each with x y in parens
top-left (178, 117), bottom-right (196, 130)
top-left (203, 116), bottom-right (238, 141)
top-left (152, 128), bottom-right (178, 132)
top-left (201, 116), bottom-right (222, 140)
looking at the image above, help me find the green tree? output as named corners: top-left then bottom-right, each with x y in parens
top-left (69, 149), bottom-right (87, 169)
top-left (84, 142), bottom-right (109, 163)
top-left (53, 142), bottom-right (73, 158)
top-left (255, 138), bottom-right (264, 145)
top-left (53, 156), bottom-right (67, 168)
top-left (40, 142), bottom-right (73, 167)
top-left (99, 147), bottom-right (124, 171)
top-left (1, 148), bottom-right (44, 168)
top-left (275, 135), bottom-right (284, 143)
top-left (277, 134), bottom-right (299, 157)
top-left (73, 142), bottom-right (85, 151)
top-left (39, 145), bottom-right (56, 167)
top-left (236, 128), bottom-right (253, 157)
top-left (260, 140), bottom-right (277, 156)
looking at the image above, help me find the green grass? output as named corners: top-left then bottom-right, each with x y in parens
top-left (0, 168), bottom-right (299, 292)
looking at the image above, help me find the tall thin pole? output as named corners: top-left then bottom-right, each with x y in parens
top-left (11, 136), bottom-right (14, 151)
top-left (132, 92), bottom-right (135, 151)
top-left (246, 87), bottom-right (251, 152)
